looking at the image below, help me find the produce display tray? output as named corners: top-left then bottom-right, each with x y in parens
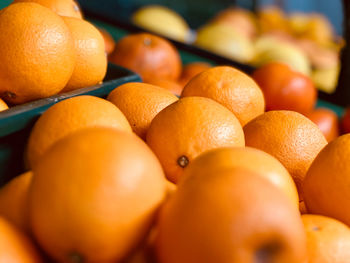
top-left (0, 63), bottom-right (141, 185)
top-left (80, 1), bottom-right (347, 108)
top-left (89, 18), bottom-right (344, 117)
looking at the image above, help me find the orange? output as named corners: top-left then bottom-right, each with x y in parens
top-left (252, 62), bottom-right (317, 113)
top-left (107, 82), bottom-right (178, 140)
top-left (29, 127), bottom-right (166, 262)
top-left (99, 28), bottom-right (116, 55)
top-left (0, 171), bottom-right (32, 233)
top-left (156, 167), bottom-right (307, 263)
top-left (145, 78), bottom-right (183, 96)
top-left (299, 201), bottom-right (308, 215)
top-left (13, 0), bottom-right (83, 18)
top-left (302, 214), bottom-right (350, 262)
top-left (184, 147), bottom-right (299, 209)
top-left (62, 17), bottom-right (107, 92)
top-left (146, 96), bottom-right (245, 183)
top-left (304, 108), bottom-right (339, 142)
top-left (26, 95), bottom-right (131, 168)
top-left (244, 110), bottom-right (327, 195)
top-left (109, 33), bottom-right (182, 82)
top-left (0, 217), bottom-right (42, 262)
top-left (181, 66), bottom-right (265, 126)
top-left (341, 107), bottom-right (350, 134)
top-left (0, 3), bottom-right (76, 104)
top-left (0, 98), bottom-right (9, 112)
top-left (178, 62), bottom-right (212, 87)
top-left (303, 134), bottom-right (350, 226)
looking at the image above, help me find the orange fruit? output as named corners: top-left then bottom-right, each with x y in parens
top-left (302, 214), bottom-right (350, 262)
top-left (304, 108), bottom-right (339, 142)
top-left (0, 217), bottom-right (42, 262)
top-left (303, 134), bottom-right (350, 226)
top-left (13, 0), bottom-right (83, 18)
top-left (341, 107), bottom-right (350, 134)
top-left (0, 98), bottom-right (9, 112)
top-left (61, 17), bottom-right (107, 92)
top-left (99, 28), bottom-right (116, 55)
top-left (145, 78), bottom-right (183, 96)
top-left (244, 110), bottom-right (327, 195)
top-left (107, 82), bottom-right (178, 140)
top-left (29, 127), bottom-right (166, 262)
top-left (184, 147), bottom-right (299, 209)
top-left (0, 2), bottom-right (76, 105)
top-left (181, 66), bottom-right (265, 126)
top-left (156, 167), bottom-right (307, 263)
top-left (252, 63), bottom-right (317, 114)
top-left (146, 96), bottom-right (245, 183)
top-left (0, 171), bottom-right (32, 233)
top-left (109, 33), bottom-right (182, 82)
top-left (26, 95), bottom-right (131, 168)
top-left (178, 62), bottom-right (212, 87)
top-left (0, 3), bottom-right (76, 105)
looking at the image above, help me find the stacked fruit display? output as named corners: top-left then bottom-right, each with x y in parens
top-left (133, 5), bottom-right (342, 93)
top-left (1, 1), bottom-right (350, 263)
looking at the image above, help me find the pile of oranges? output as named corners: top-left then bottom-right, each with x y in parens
top-left (1, 1), bottom-right (350, 263)
top-left (0, 0), bottom-right (106, 107)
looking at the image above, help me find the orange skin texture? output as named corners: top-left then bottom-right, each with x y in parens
top-left (302, 214), bottom-right (350, 263)
top-left (29, 127), bottom-right (166, 263)
top-left (0, 217), bottom-right (42, 263)
top-left (109, 33), bottom-right (181, 82)
top-left (107, 82), bottom-right (178, 140)
top-left (156, 168), bottom-right (307, 263)
top-left (0, 171), bottom-right (33, 233)
top-left (62, 17), bottom-right (107, 92)
top-left (13, 0), bottom-right (83, 18)
top-left (0, 98), bottom-right (9, 112)
top-left (303, 134), bottom-right (350, 226)
top-left (146, 96), bottom-right (245, 183)
top-left (252, 63), bottom-right (317, 114)
top-left (0, 3), bottom-right (76, 104)
top-left (181, 66), bottom-right (265, 126)
top-left (146, 78), bottom-right (184, 97)
top-left (26, 95), bottom-right (131, 168)
top-left (341, 107), bottom-right (350, 134)
top-left (183, 147), bottom-right (299, 209)
top-left (304, 108), bottom-right (339, 142)
top-left (99, 28), bottom-right (116, 55)
top-left (178, 62), bottom-right (212, 87)
top-left (243, 110), bottom-right (327, 196)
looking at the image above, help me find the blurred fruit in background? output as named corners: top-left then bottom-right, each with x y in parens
top-left (304, 108), bottom-right (339, 142)
top-left (210, 7), bottom-right (257, 40)
top-left (252, 37), bottom-right (311, 75)
top-left (109, 33), bottom-right (182, 82)
top-left (258, 6), bottom-right (288, 34)
top-left (14, 0), bottom-right (83, 18)
top-left (98, 28), bottom-right (116, 55)
top-left (195, 22), bottom-right (254, 63)
top-left (253, 62), bottom-right (316, 113)
top-left (132, 5), bottom-right (190, 42)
